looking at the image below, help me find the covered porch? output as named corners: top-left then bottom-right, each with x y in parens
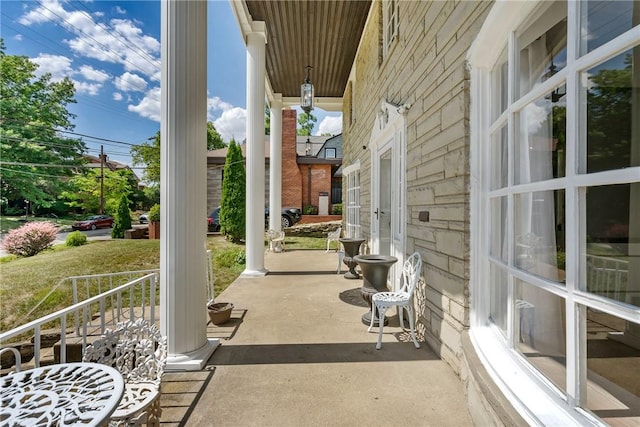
top-left (160, 249), bottom-right (473, 425)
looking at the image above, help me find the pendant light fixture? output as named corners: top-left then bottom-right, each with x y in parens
top-left (300, 2), bottom-right (314, 114)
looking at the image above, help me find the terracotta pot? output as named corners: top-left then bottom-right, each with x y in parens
top-left (207, 302), bottom-right (234, 325)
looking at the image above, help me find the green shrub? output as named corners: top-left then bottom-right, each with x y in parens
top-left (111, 195), bottom-right (132, 239)
top-left (2, 221), bottom-right (58, 256)
top-left (219, 139), bottom-right (246, 242)
top-left (65, 231), bottom-right (87, 246)
top-left (331, 203), bottom-right (342, 215)
top-left (303, 205), bottom-right (318, 215)
top-left (148, 204), bottom-right (160, 222)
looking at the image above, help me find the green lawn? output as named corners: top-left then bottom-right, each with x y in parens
top-left (0, 234), bottom-right (326, 332)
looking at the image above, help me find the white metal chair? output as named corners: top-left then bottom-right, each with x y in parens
top-left (368, 252), bottom-right (422, 350)
top-left (266, 229), bottom-right (286, 252)
top-left (83, 318), bottom-right (168, 426)
top-left (325, 227), bottom-right (342, 252)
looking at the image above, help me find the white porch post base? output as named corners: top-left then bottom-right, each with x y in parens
top-left (241, 268), bottom-right (268, 277)
top-left (165, 339), bottom-right (220, 371)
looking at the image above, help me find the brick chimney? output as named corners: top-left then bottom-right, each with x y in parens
top-left (281, 109), bottom-right (302, 209)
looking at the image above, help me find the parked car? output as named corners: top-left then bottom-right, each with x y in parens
top-left (208, 208), bottom-right (220, 232)
top-left (265, 207), bottom-right (302, 228)
top-left (139, 212), bottom-right (149, 224)
top-left (209, 206), bottom-right (302, 231)
top-left (72, 215), bottom-right (114, 231)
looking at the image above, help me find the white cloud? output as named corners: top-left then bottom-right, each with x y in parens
top-left (115, 72), bottom-right (147, 92)
top-left (129, 87), bottom-right (160, 122)
top-left (213, 108), bottom-right (246, 143)
top-left (208, 96), bottom-right (233, 112)
top-left (19, 0), bottom-right (160, 81)
top-left (73, 81), bottom-right (102, 96)
top-left (79, 65), bottom-right (109, 82)
top-left (113, 92), bottom-right (123, 101)
top-left (14, 34), bottom-right (23, 41)
top-left (317, 115), bottom-right (342, 136)
top-left (114, 6), bottom-right (126, 15)
top-left (31, 54), bottom-right (73, 81)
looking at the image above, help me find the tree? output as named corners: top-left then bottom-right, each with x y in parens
top-left (0, 41), bottom-right (86, 209)
top-left (60, 168), bottom-right (134, 214)
top-left (132, 121), bottom-right (225, 185)
top-left (131, 131), bottom-right (161, 185)
top-left (219, 139), bottom-right (246, 242)
top-left (207, 121), bottom-right (225, 150)
top-left (264, 103), bottom-right (271, 135)
top-left (297, 111), bottom-right (317, 136)
top-left (111, 194), bottom-right (132, 238)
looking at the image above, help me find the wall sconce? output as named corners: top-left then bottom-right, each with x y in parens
top-left (305, 137), bottom-right (312, 156)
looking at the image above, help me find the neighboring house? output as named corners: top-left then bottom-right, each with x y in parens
top-left (229, 1), bottom-right (640, 426)
top-left (206, 110), bottom-right (341, 215)
top-left (84, 154), bottom-right (139, 181)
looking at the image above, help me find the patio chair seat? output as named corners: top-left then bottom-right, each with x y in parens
top-left (83, 318), bottom-right (167, 426)
top-left (368, 252), bottom-right (422, 350)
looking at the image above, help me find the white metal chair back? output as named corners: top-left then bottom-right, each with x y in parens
top-left (326, 226), bottom-right (342, 252)
top-left (266, 229), bottom-right (286, 252)
top-left (399, 252), bottom-right (422, 296)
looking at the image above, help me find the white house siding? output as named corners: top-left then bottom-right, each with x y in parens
top-left (342, 0), bottom-right (492, 371)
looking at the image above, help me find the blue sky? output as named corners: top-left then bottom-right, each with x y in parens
top-left (1, 0), bottom-right (343, 168)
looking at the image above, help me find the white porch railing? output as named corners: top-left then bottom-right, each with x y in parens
top-left (0, 273), bottom-right (159, 369)
top-left (586, 254), bottom-right (629, 302)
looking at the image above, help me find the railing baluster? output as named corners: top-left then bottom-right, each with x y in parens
top-left (59, 317), bottom-right (66, 364)
top-left (33, 325), bottom-right (41, 368)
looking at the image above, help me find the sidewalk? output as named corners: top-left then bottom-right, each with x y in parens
top-left (160, 249), bottom-right (473, 426)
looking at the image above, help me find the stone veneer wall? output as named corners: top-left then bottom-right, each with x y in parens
top-left (342, 0), bottom-right (491, 372)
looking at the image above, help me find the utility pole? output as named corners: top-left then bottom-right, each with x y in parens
top-left (100, 145), bottom-right (106, 214)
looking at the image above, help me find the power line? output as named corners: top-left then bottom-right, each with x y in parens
top-left (0, 166), bottom-right (72, 179)
top-left (0, 161), bottom-right (87, 168)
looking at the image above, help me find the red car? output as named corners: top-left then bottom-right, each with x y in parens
top-left (72, 215), bottom-right (114, 231)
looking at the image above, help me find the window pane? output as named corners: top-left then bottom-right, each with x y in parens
top-left (515, 280), bottom-right (567, 395)
top-left (490, 263), bottom-right (508, 335)
top-left (585, 308), bottom-right (640, 426)
top-left (583, 48), bottom-right (640, 173)
top-left (518, 1), bottom-right (567, 97)
top-left (580, 1), bottom-right (637, 55)
top-left (585, 184), bottom-right (639, 308)
top-left (514, 190), bottom-right (566, 283)
top-left (515, 87), bottom-right (567, 184)
top-left (490, 197), bottom-right (508, 262)
top-left (490, 126), bottom-right (508, 190)
top-left (491, 55), bottom-right (508, 122)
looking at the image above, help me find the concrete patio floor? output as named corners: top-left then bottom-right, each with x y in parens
top-left (160, 249), bottom-right (473, 426)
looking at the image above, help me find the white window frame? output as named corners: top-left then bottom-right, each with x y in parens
top-left (382, 0), bottom-right (398, 57)
top-left (325, 148), bottom-right (336, 159)
top-left (343, 161), bottom-right (361, 239)
top-left (469, 1), bottom-right (640, 425)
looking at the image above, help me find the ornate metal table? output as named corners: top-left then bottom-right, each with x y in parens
top-left (339, 238), bottom-right (366, 279)
top-left (0, 362), bottom-right (124, 426)
top-left (354, 254), bottom-right (398, 326)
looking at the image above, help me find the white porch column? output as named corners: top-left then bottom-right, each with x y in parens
top-left (243, 24), bottom-right (268, 276)
top-left (269, 96), bottom-right (283, 231)
top-left (160, 0), bottom-right (219, 370)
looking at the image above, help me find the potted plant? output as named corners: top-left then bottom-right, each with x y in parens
top-left (207, 302), bottom-right (234, 325)
top-left (148, 204), bottom-right (160, 240)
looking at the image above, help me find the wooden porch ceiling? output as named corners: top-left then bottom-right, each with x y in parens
top-left (243, 0), bottom-right (372, 101)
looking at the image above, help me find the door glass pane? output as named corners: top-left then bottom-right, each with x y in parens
top-left (515, 87), bottom-right (567, 184)
top-left (518, 1), bottom-right (567, 98)
top-left (490, 126), bottom-right (508, 190)
top-left (580, 1), bottom-right (637, 56)
top-left (514, 190), bottom-right (566, 284)
top-left (583, 48), bottom-right (640, 174)
top-left (585, 184), bottom-right (639, 308)
top-left (515, 280), bottom-right (567, 395)
top-left (379, 150), bottom-right (392, 256)
top-left (585, 307), bottom-right (640, 426)
top-left (490, 196), bottom-right (508, 262)
top-left (490, 263), bottom-right (508, 336)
